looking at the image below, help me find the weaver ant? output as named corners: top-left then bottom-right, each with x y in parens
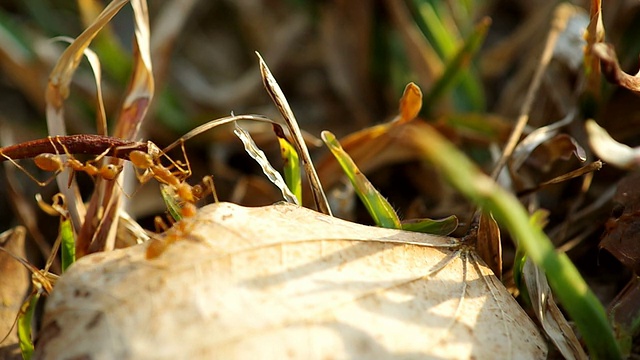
top-left (122, 141), bottom-right (218, 259)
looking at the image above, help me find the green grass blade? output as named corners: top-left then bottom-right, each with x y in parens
top-left (413, 1), bottom-right (457, 58)
top-left (423, 17), bottom-right (490, 114)
top-left (18, 293), bottom-right (40, 360)
top-left (412, 124), bottom-right (621, 359)
top-left (277, 136), bottom-right (302, 204)
top-left (321, 131), bottom-right (401, 229)
top-left (410, 0), bottom-right (486, 111)
top-left (401, 215), bottom-right (458, 235)
top-left (514, 209), bottom-right (548, 306)
top-left (60, 217), bottom-right (75, 272)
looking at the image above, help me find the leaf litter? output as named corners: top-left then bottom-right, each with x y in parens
top-left (4, 0), bottom-right (640, 358)
top-left (36, 202), bottom-right (547, 359)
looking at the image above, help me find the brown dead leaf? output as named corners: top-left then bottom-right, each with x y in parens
top-left (317, 82), bottom-right (424, 191)
top-left (592, 42), bottom-right (640, 94)
top-left (36, 203), bottom-right (547, 359)
top-left (600, 172), bottom-right (640, 273)
top-left (523, 258), bottom-right (588, 360)
top-left (397, 82), bottom-right (423, 123)
top-left (0, 227), bottom-right (29, 354)
top-left (608, 276), bottom-right (640, 352)
top-left (477, 211), bottom-right (502, 279)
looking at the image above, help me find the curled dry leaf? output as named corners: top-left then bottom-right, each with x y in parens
top-left (36, 203), bottom-right (547, 359)
top-left (586, 119), bottom-right (640, 169)
top-left (523, 258), bottom-right (588, 360)
top-left (0, 227), bottom-right (29, 355)
top-left (397, 82), bottom-right (423, 123)
top-left (592, 43), bottom-right (640, 94)
top-left (317, 82), bottom-right (425, 191)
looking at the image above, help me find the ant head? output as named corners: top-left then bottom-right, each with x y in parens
top-left (102, 164), bottom-right (123, 180)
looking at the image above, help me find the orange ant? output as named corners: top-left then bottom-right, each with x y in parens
top-left (124, 142), bottom-right (218, 259)
top-left (1, 136), bottom-right (123, 187)
top-left (128, 141), bottom-right (194, 202)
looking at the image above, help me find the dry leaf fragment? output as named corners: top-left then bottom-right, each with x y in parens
top-left (397, 82), bottom-right (423, 123)
top-left (477, 211), bottom-right (502, 279)
top-left (586, 119), bottom-right (640, 169)
top-left (0, 227), bottom-right (29, 354)
top-left (600, 172), bottom-right (640, 273)
top-left (36, 202), bottom-right (547, 359)
top-left (592, 43), bottom-right (640, 94)
top-left (523, 258), bottom-right (588, 360)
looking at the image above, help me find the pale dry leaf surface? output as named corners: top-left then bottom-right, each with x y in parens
top-left (0, 227), bottom-right (28, 358)
top-left (35, 203), bottom-right (547, 359)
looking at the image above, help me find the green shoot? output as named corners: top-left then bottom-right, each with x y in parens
top-left (321, 130), bottom-right (401, 229)
top-left (400, 215), bottom-right (458, 235)
top-left (412, 123), bottom-right (621, 359)
top-left (60, 217), bottom-right (75, 272)
top-left (277, 135), bottom-right (302, 204)
top-left (422, 17), bottom-right (490, 114)
top-left (17, 292), bottom-right (39, 360)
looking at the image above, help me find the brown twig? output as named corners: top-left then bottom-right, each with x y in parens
top-left (0, 134), bottom-right (149, 162)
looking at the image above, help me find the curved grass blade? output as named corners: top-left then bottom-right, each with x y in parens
top-left (234, 122), bottom-right (299, 205)
top-left (257, 52), bottom-right (331, 215)
top-left (412, 123), bottom-right (622, 359)
top-left (60, 217), bottom-right (75, 272)
top-left (401, 215), bottom-right (458, 235)
top-left (321, 131), bottom-right (401, 229)
top-left (17, 292), bottom-right (39, 360)
top-left (410, 0), bottom-right (485, 111)
top-left (423, 17), bottom-right (491, 114)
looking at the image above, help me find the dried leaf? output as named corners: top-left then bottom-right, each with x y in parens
top-left (37, 203), bottom-right (547, 359)
top-left (584, 0), bottom-right (604, 96)
top-left (523, 258), bottom-right (588, 360)
top-left (586, 119), bottom-right (640, 169)
top-left (114, 0), bottom-right (154, 140)
top-left (600, 172), bottom-right (640, 273)
top-left (82, 0), bottom-right (154, 256)
top-left (397, 82), bottom-right (422, 123)
top-left (477, 211), bottom-right (502, 279)
top-left (608, 276), bottom-right (640, 356)
top-left (234, 122), bottom-right (299, 205)
top-left (592, 43), bottom-right (640, 94)
top-left (0, 227), bottom-right (29, 350)
top-left (257, 52), bottom-right (331, 215)
top-left (511, 112), bottom-right (574, 170)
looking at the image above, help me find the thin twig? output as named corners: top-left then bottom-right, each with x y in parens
top-left (489, 4), bottom-right (574, 180)
top-left (257, 52), bottom-right (332, 216)
top-left (0, 134), bottom-right (148, 161)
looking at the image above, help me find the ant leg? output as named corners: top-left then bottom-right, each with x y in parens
top-left (192, 175), bottom-right (219, 203)
top-left (1, 152), bottom-right (58, 187)
top-left (179, 140), bottom-right (192, 180)
top-left (159, 140), bottom-right (191, 182)
top-left (51, 136), bottom-right (83, 189)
